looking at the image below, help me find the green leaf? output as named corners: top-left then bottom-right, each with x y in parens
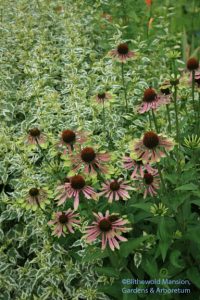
top-left (158, 241), bottom-right (169, 262)
top-left (96, 267), bottom-right (119, 278)
top-left (99, 283), bottom-right (122, 300)
top-left (119, 236), bottom-right (150, 258)
top-left (175, 183), bottom-right (198, 191)
top-left (186, 267), bottom-right (200, 289)
top-left (170, 250), bottom-right (184, 269)
top-left (185, 226), bottom-right (200, 244)
top-left (142, 258), bottom-right (158, 277)
top-left (82, 247), bottom-right (109, 262)
top-left (131, 203), bottom-right (152, 212)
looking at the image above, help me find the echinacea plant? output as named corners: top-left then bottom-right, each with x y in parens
top-left (85, 211), bottom-right (131, 251)
top-left (59, 129), bottom-right (87, 154)
top-left (71, 147), bottom-right (110, 174)
top-left (98, 178), bottom-right (133, 202)
top-left (2, 1), bottom-right (200, 299)
top-left (56, 174), bottom-right (96, 210)
top-left (48, 209), bottom-right (80, 237)
top-left (109, 43), bottom-right (135, 63)
top-left (138, 87), bottom-right (170, 114)
top-left (132, 131), bottom-right (174, 163)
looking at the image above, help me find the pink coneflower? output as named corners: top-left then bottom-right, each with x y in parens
top-left (135, 171), bottom-right (160, 198)
top-left (98, 179), bottom-right (133, 202)
top-left (27, 188), bottom-right (47, 206)
top-left (71, 147), bottom-right (110, 174)
top-left (27, 128), bottom-right (45, 145)
top-left (59, 129), bottom-right (86, 154)
top-left (56, 175), bottom-right (96, 210)
top-left (48, 209), bottom-right (80, 237)
top-left (85, 211), bottom-right (130, 251)
top-left (138, 88), bottom-right (170, 114)
top-left (187, 57), bottom-right (199, 71)
top-left (132, 131), bottom-right (174, 163)
top-left (109, 43), bottom-right (135, 63)
top-left (96, 92), bottom-right (112, 104)
top-left (123, 156), bottom-right (157, 178)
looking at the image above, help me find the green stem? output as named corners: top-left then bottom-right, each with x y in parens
top-left (157, 165), bottom-right (166, 193)
top-left (121, 63), bottom-right (128, 111)
top-left (192, 70), bottom-right (195, 113)
top-left (36, 139), bottom-right (53, 169)
top-left (35, 197), bottom-right (46, 214)
top-left (166, 105), bottom-right (171, 133)
top-left (198, 93), bottom-right (200, 131)
top-left (152, 109), bottom-right (159, 132)
top-left (173, 85), bottom-right (180, 143)
top-left (148, 111), bottom-right (152, 129)
top-left (102, 101), bottom-right (106, 131)
top-left (121, 0), bottom-right (127, 25)
top-left (173, 84), bottom-right (181, 175)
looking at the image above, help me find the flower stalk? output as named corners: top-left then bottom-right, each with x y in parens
top-left (166, 104), bottom-right (171, 133)
top-left (192, 70), bottom-right (195, 112)
top-left (121, 63), bottom-right (128, 111)
top-left (151, 109), bottom-right (159, 132)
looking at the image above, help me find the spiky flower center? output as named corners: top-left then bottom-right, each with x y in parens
top-left (187, 57), bottom-right (199, 71)
top-left (59, 214), bottom-right (69, 224)
top-left (81, 147), bottom-right (96, 163)
top-left (71, 175), bottom-right (85, 190)
top-left (98, 92), bottom-right (106, 99)
top-left (110, 180), bottom-right (120, 191)
top-left (143, 88), bottom-right (157, 103)
top-left (143, 131), bottom-right (159, 149)
top-left (29, 188), bottom-right (39, 197)
top-left (108, 215), bottom-right (119, 222)
top-left (117, 43), bottom-right (129, 55)
top-left (29, 128), bottom-right (41, 137)
top-left (99, 218), bottom-right (112, 232)
top-left (144, 173), bottom-right (154, 184)
top-left (62, 130), bottom-right (76, 144)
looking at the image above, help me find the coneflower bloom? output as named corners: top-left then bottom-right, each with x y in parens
top-left (138, 88), bottom-right (170, 114)
top-left (134, 171), bottom-right (160, 198)
top-left (56, 175), bottom-right (96, 210)
top-left (27, 128), bottom-right (45, 145)
top-left (132, 131), bottom-right (174, 163)
top-left (85, 211), bottom-right (130, 251)
top-left (98, 179), bottom-right (133, 202)
top-left (109, 43), bottom-right (135, 63)
top-left (95, 92), bottom-right (112, 104)
top-left (48, 209), bottom-right (80, 237)
top-left (123, 156), bottom-right (157, 178)
top-left (59, 129), bottom-right (86, 154)
top-left (71, 147), bottom-right (110, 174)
top-left (27, 187), bottom-right (47, 207)
top-left (187, 57), bottom-right (199, 71)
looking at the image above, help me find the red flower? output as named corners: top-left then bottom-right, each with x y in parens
top-left (145, 0), bottom-right (152, 7)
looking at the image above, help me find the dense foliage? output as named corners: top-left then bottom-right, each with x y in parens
top-left (0, 0), bottom-right (200, 299)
